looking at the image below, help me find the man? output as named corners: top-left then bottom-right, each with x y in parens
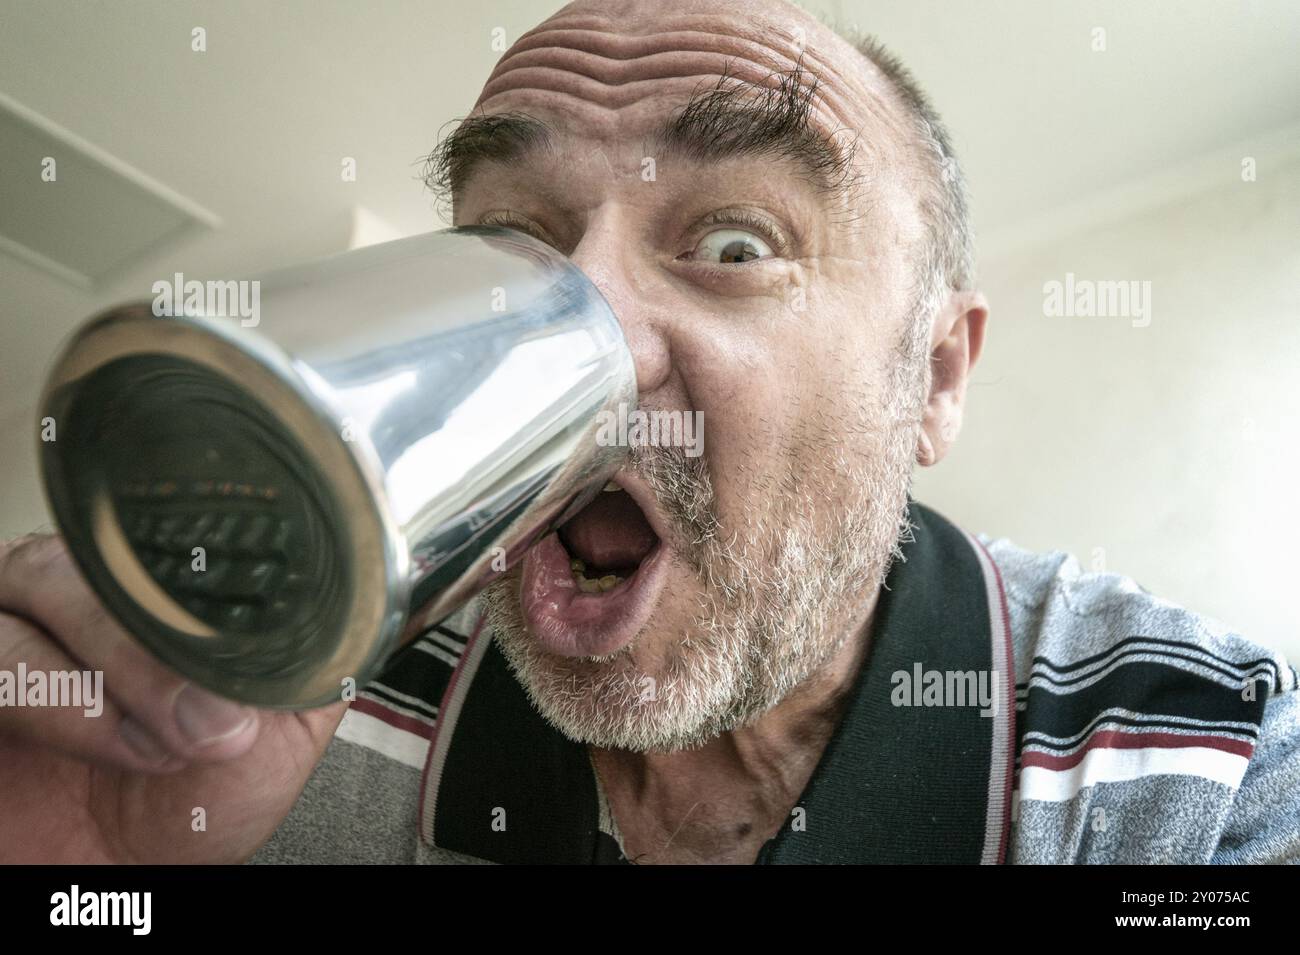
top-left (1, 0), bottom-right (1296, 864)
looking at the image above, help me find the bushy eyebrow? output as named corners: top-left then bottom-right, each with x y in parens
top-left (423, 111), bottom-right (554, 220)
top-left (423, 64), bottom-right (863, 223)
top-left (650, 64), bottom-right (863, 218)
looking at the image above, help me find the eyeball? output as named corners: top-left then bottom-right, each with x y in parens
top-left (690, 229), bottom-right (774, 264)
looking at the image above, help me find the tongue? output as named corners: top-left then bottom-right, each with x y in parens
top-left (559, 490), bottom-right (658, 573)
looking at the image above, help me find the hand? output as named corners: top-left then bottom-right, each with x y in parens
top-left (0, 534), bottom-right (344, 863)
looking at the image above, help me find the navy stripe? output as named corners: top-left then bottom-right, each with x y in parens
top-left (1017, 661), bottom-right (1268, 748)
top-left (366, 629), bottom-right (460, 709)
top-left (1025, 649), bottom-right (1276, 691)
top-left (1021, 635), bottom-right (1278, 683)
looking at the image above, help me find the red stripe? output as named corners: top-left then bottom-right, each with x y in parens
top-left (349, 695), bottom-right (436, 740)
top-left (1022, 729), bottom-right (1255, 772)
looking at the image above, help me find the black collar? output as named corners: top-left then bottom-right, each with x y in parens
top-left (419, 501), bottom-right (1016, 864)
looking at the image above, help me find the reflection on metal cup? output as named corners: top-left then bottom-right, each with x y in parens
top-left (38, 227), bottom-right (636, 708)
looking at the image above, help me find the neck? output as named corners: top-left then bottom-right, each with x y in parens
top-left (590, 597), bottom-right (877, 864)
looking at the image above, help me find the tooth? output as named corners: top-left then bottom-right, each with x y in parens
top-left (578, 577), bottom-right (602, 594)
top-left (598, 575), bottom-right (619, 591)
top-left (570, 558), bottom-right (585, 572)
top-left (602, 482), bottom-right (619, 492)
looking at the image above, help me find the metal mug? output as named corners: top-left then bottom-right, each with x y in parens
top-left (37, 226), bottom-right (636, 708)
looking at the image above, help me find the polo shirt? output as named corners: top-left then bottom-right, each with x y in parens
top-left (252, 501), bottom-right (1300, 864)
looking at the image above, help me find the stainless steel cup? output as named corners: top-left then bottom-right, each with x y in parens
top-left (37, 226), bottom-right (635, 707)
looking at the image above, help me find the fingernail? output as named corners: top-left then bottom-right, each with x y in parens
top-left (175, 684), bottom-right (255, 746)
top-left (120, 716), bottom-right (173, 764)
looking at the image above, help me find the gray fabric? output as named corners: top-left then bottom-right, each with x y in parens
top-left (1011, 773), bottom-right (1234, 864)
top-left (251, 737), bottom-right (490, 865)
top-left (252, 737), bottom-right (421, 864)
top-left (1211, 692), bottom-right (1300, 864)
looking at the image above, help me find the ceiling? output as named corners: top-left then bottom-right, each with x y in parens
top-left (2, 0), bottom-right (1298, 424)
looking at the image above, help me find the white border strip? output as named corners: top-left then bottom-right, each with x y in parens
top-left (334, 707), bottom-right (430, 771)
top-left (964, 530), bottom-right (1015, 864)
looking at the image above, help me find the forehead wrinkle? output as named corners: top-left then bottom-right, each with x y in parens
top-left (480, 27), bottom-right (902, 134)
top-left (476, 18), bottom-right (912, 175)
top-left (458, 7), bottom-right (923, 239)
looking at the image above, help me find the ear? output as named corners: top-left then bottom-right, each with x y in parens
top-left (916, 288), bottom-right (988, 467)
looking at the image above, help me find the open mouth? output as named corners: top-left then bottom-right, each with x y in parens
top-left (519, 476), bottom-right (671, 658)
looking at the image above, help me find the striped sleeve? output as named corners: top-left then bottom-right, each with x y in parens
top-left (984, 535), bottom-right (1299, 863)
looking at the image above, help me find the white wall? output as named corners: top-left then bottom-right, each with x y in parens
top-left (0, 415), bottom-right (50, 538)
top-left (914, 153), bottom-right (1300, 659)
top-left (0, 249), bottom-right (91, 539)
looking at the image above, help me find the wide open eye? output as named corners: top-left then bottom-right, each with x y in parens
top-left (688, 228), bottom-right (775, 264)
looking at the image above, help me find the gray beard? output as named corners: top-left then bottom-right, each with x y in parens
top-left (481, 326), bottom-right (929, 753)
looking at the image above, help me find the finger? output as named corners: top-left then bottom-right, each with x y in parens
top-left (0, 611), bottom-right (187, 773)
top-left (0, 535), bottom-right (261, 762)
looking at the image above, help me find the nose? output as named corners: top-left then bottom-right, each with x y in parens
top-left (567, 220), bottom-right (671, 397)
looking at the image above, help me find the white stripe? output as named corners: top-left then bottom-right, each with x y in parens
top-left (412, 640), bottom-right (462, 668)
top-left (425, 631), bottom-right (467, 654)
top-left (1019, 745), bottom-right (1250, 802)
top-left (334, 708), bottom-right (430, 770)
top-left (1022, 706), bottom-right (1259, 749)
top-left (362, 684), bottom-right (439, 721)
top-left (357, 689), bottom-right (437, 727)
top-left (1023, 725), bottom-right (1256, 760)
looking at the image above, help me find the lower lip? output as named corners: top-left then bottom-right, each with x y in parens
top-left (519, 531), bottom-right (667, 658)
